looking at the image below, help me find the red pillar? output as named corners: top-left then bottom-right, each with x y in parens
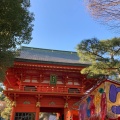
top-left (64, 107), bottom-right (68, 120)
top-left (35, 102), bottom-right (40, 120)
top-left (10, 101), bottom-right (16, 120)
top-left (64, 102), bottom-right (69, 120)
top-left (10, 106), bottom-right (15, 120)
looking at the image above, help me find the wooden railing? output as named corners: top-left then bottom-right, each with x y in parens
top-left (7, 85), bottom-right (82, 94)
top-left (37, 86), bottom-right (69, 93)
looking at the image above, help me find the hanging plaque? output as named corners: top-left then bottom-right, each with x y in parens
top-left (50, 75), bottom-right (57, 85)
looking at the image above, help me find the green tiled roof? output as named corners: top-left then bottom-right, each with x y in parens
top-left (16, 46), bottom-right (89, 66)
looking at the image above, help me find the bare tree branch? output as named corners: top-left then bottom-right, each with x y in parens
top-left (84, 0), bottom-right (120, 31)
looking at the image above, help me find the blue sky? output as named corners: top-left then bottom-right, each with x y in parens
top-left (26, 0), bottom-right (119, 51)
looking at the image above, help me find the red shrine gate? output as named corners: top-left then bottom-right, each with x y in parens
top-left (3, 47), bottom-right (99, 120)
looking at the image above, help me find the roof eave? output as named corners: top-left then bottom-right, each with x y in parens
top-left (15, 58), bottom-right (90, 67)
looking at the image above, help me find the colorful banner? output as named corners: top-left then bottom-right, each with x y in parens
top-left (79, 81), bottom-right (120, 120)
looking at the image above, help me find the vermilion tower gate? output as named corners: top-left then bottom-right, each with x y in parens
top-left (4, 47), bottom-right (98, 120)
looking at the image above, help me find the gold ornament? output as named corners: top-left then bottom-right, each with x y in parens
top-left (12, 101), bottom-right (16, 107)
top-left (64, 102), bottom-right (68, 108)
top-left (36, 102), bottom-right (40, 107)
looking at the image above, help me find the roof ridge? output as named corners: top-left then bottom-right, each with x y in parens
top-left (21, 46), bottom-right (77, 54)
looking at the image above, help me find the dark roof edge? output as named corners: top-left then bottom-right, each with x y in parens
top-left (21, 46), bottom-right (77, 53)
top-left (15, 58), bottom-right (90, 67)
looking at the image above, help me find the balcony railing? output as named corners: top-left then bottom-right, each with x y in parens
top-left (7, 85), bottom-right (82, 94)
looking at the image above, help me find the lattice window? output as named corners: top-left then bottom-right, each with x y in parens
top-left (24, 86), bottom-right (37, 91)
top-left (68, 88), bottom-right (80, 93)
top-left (14, 112), bottom-right (35, 120)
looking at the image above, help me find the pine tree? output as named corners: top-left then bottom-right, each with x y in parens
top-left (77, 37), bottom-right (120, 80)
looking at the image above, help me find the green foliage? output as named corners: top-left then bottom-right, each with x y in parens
top-left (0, 93), bottom-right (5, 101)
top-left (0, 85), bottom-right (10, 119)
top-left (0, 83), bottom-right (5, 101)
top-left (1, 97), bottom-right (12, 120)
top-left (0, 83), bottom-right (11, 120)
top-left (77, 37), bottom-right (120, 80)
top-left (0, 51), bottom-right (14, 81)
top-left (0, 0), bottom-right (34, 81)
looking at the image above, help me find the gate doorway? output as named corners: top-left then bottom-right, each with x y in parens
top-left (40, 107), bottom-right (64, 113)
top-left (40, 107), bottom-right (64, 120)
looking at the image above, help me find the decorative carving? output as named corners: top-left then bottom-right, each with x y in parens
top-left (64, 102), bottom-right (68, 108)
top-left (36, 94), bottom-right (42, 100)
top-left (23, 101), bottom-right (30, 104)
top-left (73, 102), bottom-right (80, 106)
top-left (64, 96), bottom-right (70, 101)
top-left (36, 102), bottom-right (40, 107)
top-left (49, 101), bottom-right (55, 106)
top-left (12, 101), bottom-right (16, 107)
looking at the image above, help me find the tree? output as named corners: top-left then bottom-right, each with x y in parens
top-left (0, 0), bottom-right (34, 81)
top-left (84, 0), bottom-right (120, 30)
top-left (0, 83), bottom-right (4, 101)
top-left (76, 37), bottom-right (120, 80)
top-left (1, 97), bottom-right (12, 120)
top-left (0, 83), bottom-right (8, 120)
